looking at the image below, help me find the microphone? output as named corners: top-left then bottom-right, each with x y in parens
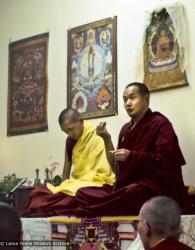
top-left (10, 177), bottom-right (28, 193)
top-left (5, 177), bottom-right (28, 198)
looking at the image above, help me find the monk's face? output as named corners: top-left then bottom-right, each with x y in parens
top-left (137, 218), bottom-right (151, 249)
top-left (60, 118), bottom-right (84, 140)
top-left (123, 86), bottom-right (149, 119)
top-left (137, 208), bottom-right (151, 249)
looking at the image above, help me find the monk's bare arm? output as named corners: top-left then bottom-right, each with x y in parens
top-left (103, 136), bottom-right (116, 172)
top-left (96, 122), bottom-right (116, 172)
top-left (62, 148), bottom-right (72, 181)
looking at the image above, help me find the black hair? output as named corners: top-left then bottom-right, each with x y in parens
top-left (125, 82), bottom-right (150, 96)
top-left (58, 108), bottom-right (81, 125)
top-left (0, 202), bottom-right (22, 242)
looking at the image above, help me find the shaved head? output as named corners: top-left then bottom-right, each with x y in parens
top-left (58, 108), bottom-right (81, 125)
top-left (59, 108), bottom-right (84, 140)
top-left (140, 196), bottom-right (181, 238)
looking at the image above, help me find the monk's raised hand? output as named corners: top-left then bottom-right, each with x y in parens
top-left (96, 122), bottom-right (111, 140)
top-left (111, 148), bottom-right (130, 162)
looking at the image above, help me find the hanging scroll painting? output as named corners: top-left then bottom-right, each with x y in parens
top-left (144, 8), bottom-right (188, 91)
top-left (67, 17), bottom-right (117, 119)
top-left (7, 33), bottom-right (48, 136)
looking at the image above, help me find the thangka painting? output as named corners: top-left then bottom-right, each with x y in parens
top-left (7, 33), bottom-right (49, 136)
top-left (67, 17), bottom-right (117, 119)
top-left (144, 8), bottom-right (188, 91)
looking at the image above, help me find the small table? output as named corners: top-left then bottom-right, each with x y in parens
top-left (13, 186), bottom-right (34, 214)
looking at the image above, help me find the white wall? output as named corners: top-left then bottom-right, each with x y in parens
top-left (0, 0), bottom-right (194, 185)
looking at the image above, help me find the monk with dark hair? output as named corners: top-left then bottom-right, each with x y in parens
top-left (0, 202), bottom-right (22, 250)
top-left (137, 196), bottom-right (193, 249)
top-left (74, 82), bottom-right (187, 215)
top-left (23, 82), bottom-right (187, 217)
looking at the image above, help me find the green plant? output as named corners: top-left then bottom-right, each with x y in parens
top-left (52, 175), bottom-right (62, 186)
top-left (0, 174), bottom-right (22, 196)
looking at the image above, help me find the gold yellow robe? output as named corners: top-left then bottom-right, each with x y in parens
top-left (47, 121), bottom-right (115, 196)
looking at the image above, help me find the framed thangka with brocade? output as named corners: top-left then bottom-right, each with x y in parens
top-left (7, 33), bottom-right (48, 136)
top-left (144, 8), bottom-right (188, 91)
top-left (67, 17), bottom-right (117, 119)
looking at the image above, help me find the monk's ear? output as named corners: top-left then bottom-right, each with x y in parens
top-left (143, 221), bottom-right (151, 238)
top-left (144, 94), bottom-right (150, 105)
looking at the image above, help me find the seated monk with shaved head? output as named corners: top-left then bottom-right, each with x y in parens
top-left (22, 108), bottom-right (115, 217)
top-left (137, 196), bottom-right (193, 249)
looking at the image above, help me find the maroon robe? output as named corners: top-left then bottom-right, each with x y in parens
top-left (148, 238), bottom-right (193, 250)
top-left (22, 109), bottom-right (187, 217)
top-left (115, 109), bottom-right (186, 203)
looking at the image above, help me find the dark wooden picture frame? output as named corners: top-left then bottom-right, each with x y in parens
top-left (67, 17), bottom-right (117, 119)
top-left (7, 33), bottom-right (49, 136)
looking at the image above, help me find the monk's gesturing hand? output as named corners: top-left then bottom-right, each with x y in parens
top-left (96, 122), bottom-right (111, 140)
top-left (110, 149), bottom-right (130, 162)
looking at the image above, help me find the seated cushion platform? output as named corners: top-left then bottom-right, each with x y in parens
top-left (21, 215), bottom-right (195, 250)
